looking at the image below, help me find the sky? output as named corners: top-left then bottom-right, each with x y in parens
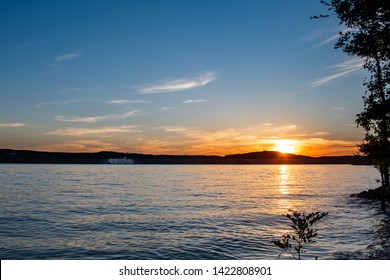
top-left (0, 0), bottom-right (369, 156)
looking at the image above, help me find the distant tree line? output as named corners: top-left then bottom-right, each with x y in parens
top-left (0, 149), bottom-right (362, 164)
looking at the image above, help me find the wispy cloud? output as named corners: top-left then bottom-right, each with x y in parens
top-left (46, 125), bottom-right (142, 136)
top-left (314, 131), bottom-right (332, 136)
top-left (153, 124), bottom-right (358, 156)
top-left (333, 106), bottom-right (346, 117)
top-left (36, 99), bottom-right (81, 109)
top-left (60, 87), bottom-right (82, 94)
top-left (138, 71), bottom-right (217, 94)
top-left (51, 52), bottom-right (82, 66)
top-left (310, 57), bottom-right (364, 87)
top-left (0, 122), bottom-right (27, 127)
top-left (314, 33), bottom-right (340, 48)
top-left (183, 99), bottom-right (208, 104)
top-left (314, 27), bottom-right (356, 48)
top-left (299, 138), bottom-right (358, 156)
top-left (158, 123), bottom-right (299, 152)
top-left (333, 106), bottom-right (345, 111)
top-left (107, 100), bottom-right (145, 105)
top-left (160, 107), bottom-right (175, 111)
top-left (55, 110), bottom-right (140, 123)
top-left (36, 140), bottom-right (122, 153)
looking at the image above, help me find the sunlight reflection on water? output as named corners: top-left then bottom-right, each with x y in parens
top-left (0, 164), bottom-right (388, 259)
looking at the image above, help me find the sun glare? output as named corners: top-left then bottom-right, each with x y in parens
top-left (273, 140), bottom-right (296, 154)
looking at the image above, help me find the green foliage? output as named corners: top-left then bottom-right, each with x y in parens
top-left (272, 212), bottom-right (328, 260)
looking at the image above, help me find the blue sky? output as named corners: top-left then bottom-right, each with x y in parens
top-left (0, 0), bottom-right (367, 155)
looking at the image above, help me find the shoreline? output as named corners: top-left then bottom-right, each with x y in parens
top-left (0, 148), bottom-right (368, 165)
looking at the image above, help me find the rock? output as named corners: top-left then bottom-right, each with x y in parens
top-left (352, 185), bottom-right (390, 200)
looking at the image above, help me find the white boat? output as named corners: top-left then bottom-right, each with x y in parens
top-left (107, 157), bottom-right (134, 164)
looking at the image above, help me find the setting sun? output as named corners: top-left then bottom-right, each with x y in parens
top-left (273, 140), bottom-right (297, 154)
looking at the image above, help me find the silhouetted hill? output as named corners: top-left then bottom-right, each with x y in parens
top-left (0, 149), bottom-right (126, 164)
top-left (0, 149), bottom-right (367, 164)
top-left (225, 151), bottom-right (311, 159)
top-left (0, 149), bottom-right (221, 164)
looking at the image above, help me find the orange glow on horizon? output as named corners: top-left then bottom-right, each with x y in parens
top-left (31, 136), bottom-right (358, 157)
top-left (273, 140), bottom-right (297, 154)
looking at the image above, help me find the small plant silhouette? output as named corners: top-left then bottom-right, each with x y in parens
top-left (272, 211), bottom-right (328, 260)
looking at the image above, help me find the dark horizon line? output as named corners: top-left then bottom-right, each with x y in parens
top-left (0, 148), bottom-right (369, 165)
top-left (0, 148), bottom-right (356, 159)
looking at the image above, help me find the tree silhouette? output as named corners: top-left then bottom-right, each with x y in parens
top-left (315, 0), bottom-right (390, 210)
top-left (272, 212), bottom-right (328, 260)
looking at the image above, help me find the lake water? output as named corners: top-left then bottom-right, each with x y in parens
top-left (0, 164), bottom-right (389, 260)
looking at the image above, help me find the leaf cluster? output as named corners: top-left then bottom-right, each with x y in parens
top-left (272, 212), bottom-right (328, 260)
top-left (316, 0), bottom-right (389, 60)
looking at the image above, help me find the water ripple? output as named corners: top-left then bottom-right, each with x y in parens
top-left (0, 164), bottom-right (388, 259)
